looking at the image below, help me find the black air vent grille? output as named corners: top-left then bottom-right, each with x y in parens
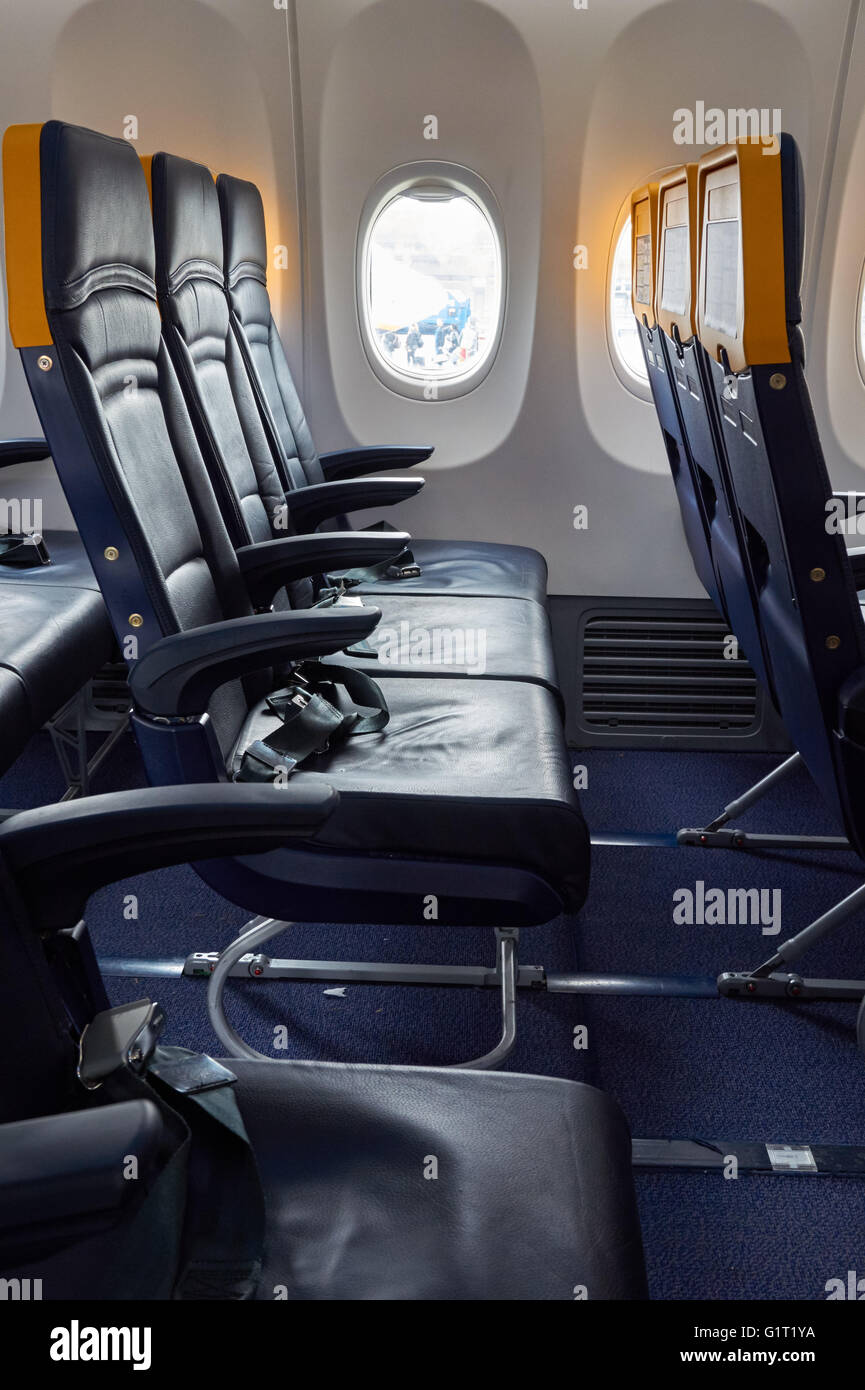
top-left (582, 614), bottom-right (758, 732)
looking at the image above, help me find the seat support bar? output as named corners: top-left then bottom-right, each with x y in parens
top-left (178, 948), bottom-right (545, 990)
top-left (677, 828), bottom-right (851, 851)
top-left (101, 956), bottom-right (865, 1006)
top-left (46, 684), bottom-right (129, 800)
top-left (99, 872), bottom-right (865, 1029)
top-left (704, 751), bottom-right (803, 829)
top-left (594, 752), bottom-right (853, 855)
top-left (632, 1137), bottom-right (865, 1177)
top-left (192, 919), bottom-right (522, 1070)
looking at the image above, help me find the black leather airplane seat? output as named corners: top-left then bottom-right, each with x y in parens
top-left (2, 119), bottom-right (590, 962)
top-left (217, 170), bottom-right (549, 605)
top-left (236, 1055), bottom-right (646, 1300)
top-left (693, 135), bottom-right (865, 852)
top-left (0, 787), bottom-right (647, 1302)
top-left (149, 151), bottom-right (558, 692)
top-left (631, 175), bottom-right (773, 696)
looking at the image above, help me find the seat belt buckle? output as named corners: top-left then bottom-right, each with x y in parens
top-left (77, 999), bottom-right (165, 1090)
top-left (323, 573), bottom-right (361, 593)
top-left (148, 1048), bottom-right (237, 1095)
top-left (285, 667), bottom-right (311, 693)
top-left (0, 531), bottom-right (50, 568)
top-left (387, 561), bottom-right (422, 580)
top-left (236, 739), bottom-right (299, 782)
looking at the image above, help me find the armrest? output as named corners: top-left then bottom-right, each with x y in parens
top-left (0, 1102), bottom-right (170, 1253)
top-left (0, 783), bottom-right (339, 931)
top-left (320, 444), bottom-right (434, 481)
top-left (129, 608), bottom-right (380, 717)
top-left (0, 437), bottom-right (51, 468)
top-left (282, 477), bottom-right (424, 532)
top-left (237, 530), bottom-right (411, 605)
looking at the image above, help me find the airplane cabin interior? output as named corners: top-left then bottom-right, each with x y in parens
top-left (2, 0), bottom-right (865, 1347)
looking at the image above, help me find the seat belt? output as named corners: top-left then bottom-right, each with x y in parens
top-left (312, 585), bottom-right (379, 658)
top-left (79, 1007), bottom-right (266, 1301)
top-left (325, 520), bottom-right (422, 587)
top-left (147, 1046), bottom-right (266, 1301)
top-left (237, 660), bottom-right (389, 783)
top-left (2, 853), bottom-right (265, 1302)
top-left (336, 549), bottom-right (422, 584)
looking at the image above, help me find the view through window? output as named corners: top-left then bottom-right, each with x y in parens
top-left (365, 185), bottom-right (502, 384)
top-left (610, 217), bottom-right (649, 384)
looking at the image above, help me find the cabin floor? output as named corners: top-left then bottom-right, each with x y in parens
top-left (4, 734), bottom-right (861, 1301)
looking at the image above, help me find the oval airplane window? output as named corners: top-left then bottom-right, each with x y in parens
top-left (358, 166), bottom-right (505, 401)
top-left (858, 261), bottom-right (865, 387)
top-left (608, 217), bottom-right (649, 390)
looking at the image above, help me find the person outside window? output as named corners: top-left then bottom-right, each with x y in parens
top-left (405, 321), bottom-right (424, 367)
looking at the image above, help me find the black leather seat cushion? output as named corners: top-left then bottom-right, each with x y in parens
top-left (0, 529), bottom-right (101, 591)
top-left (339, 593), bottom-right (559, 692)
top-left (230, 1057), bottom-right (647, 1300)
top-left (0, 669), bottom-right (33, 775)
top-left (0, 583), bottom-right (113, 727)
top-left (353, 539), bottom-right (548, 605)
top-left (232, 676), bottom-right (588, 911)
top-left (0, 531), bottom-right (113, 735)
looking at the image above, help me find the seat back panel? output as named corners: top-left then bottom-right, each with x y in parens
top-left (640, 167), bottom-right (776, 695)
top-left (631, 181), bottom-right (722, 610)
top-left (695, 136), bottom-right (865, 843)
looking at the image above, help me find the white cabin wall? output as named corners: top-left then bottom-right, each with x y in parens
top-left (293, 0), bottom-right (856, 595)
top-left (811, 3), bottom-right (865, 489)
top-left (0, 0), bottom-right (302, 526)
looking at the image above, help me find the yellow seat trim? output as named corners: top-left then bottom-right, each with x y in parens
top-left (139, 153), bottom-right (153, 207)
top-left (696, 139), bottom-right (790, 372)
top-left (2, 123), bottom-right (50, 348)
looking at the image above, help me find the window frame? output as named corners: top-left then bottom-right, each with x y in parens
top-left (355, 161), bottom-right (507, 402)
top-left (606, 198), bottom-right (653, 402)
top-left (856, 255), bottom-right (865, 390)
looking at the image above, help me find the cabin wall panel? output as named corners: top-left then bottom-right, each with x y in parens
top-left (297, 0), bottom-right (852, 595)
top-left (0, 0), bottom-right (299, 527)
top-left (812, 5), bottom-right (865, 491)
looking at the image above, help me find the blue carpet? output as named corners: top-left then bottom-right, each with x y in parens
top-left (3, 733), bottom-right (864, 1300)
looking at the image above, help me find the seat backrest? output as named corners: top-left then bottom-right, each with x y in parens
top-left (2, 121), bottom-right (257, 758)
top-left (217, 172), bottom-right (325, 490)
top-left (696, 134), bottom-right (865, 845)
top-left (652, 166), bottom-right (774, 696)
top-left (149, 153), bottom-right (290, 550)
top-left (630, 180), bottom-right (721, 610)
